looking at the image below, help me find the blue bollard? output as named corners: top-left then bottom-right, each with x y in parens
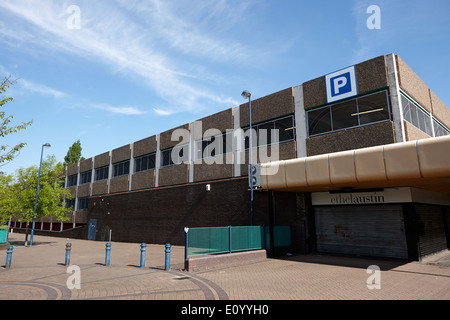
top-left (105, 242), bottom-right (111, 266)
top-left (165, 243), bottom-right (171, 270)
top-left (5, 246), bottom-right (13, 269)
top-left (140, 243), bottom-right (146, 268)
top-left (65, 243), bottom-right (72, 266)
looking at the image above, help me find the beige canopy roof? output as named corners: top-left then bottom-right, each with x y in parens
top-left (261, 135), bottom-right (450, 195)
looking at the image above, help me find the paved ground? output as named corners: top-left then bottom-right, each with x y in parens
top-left (1, 233), bottom-right (449, 306)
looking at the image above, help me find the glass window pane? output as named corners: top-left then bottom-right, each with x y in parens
top-left (162, 149), bottom-right (170, 167)
top-left (148, 154), bottom-right (155, 169)
top-left (417, 110), bottom-right (426, 133)
top-left (141, 156), bottom-right (147, 171)
top-left (358, 92), bottom-right (390, 125)
top-left (410, 104), bottom-right (419, 128)
top-left (275, 116), bottom-right (294, 142)
top-left (308, 107), bottom-right (331, 136)
top-left (331, 100), bottom-right (358, 131)
top-left (258, 122), bottom-right (273, 146)
top-left (424, 113), bottom-right (433, 136)
top-left (244, 128), bottom-right (257, 149)
top-left (401, 95), bottom-right (412, 123)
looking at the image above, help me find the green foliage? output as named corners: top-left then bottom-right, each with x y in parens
top-left (0, 155), bottom-right (74, 224)
top-left (64, 139), bottom-right (85, 166)
top-left (0, 76), bottom-right (33, 166)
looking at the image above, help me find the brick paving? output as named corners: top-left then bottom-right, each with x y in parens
top-left (1, 233), bottom-right (449, 302)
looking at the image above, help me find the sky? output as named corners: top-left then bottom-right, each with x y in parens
top-left (0, 0), bottom-right (449, 175)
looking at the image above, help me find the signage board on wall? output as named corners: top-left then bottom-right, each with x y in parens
top-left (312, 187), bottom-right (450, 206)
top-left (325, 65), bottom-right (358, 103)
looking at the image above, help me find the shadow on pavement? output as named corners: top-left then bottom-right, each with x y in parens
top-left (271, 252), bottom-right (411, 271)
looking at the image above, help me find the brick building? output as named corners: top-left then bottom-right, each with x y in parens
top-left (13, 53), bottom-right (450, 261)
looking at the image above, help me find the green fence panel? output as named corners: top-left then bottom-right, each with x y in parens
top-left (231, 226), bottom-right (264, 252)
top-left (187, 225), bottom-right (291, 257)
top-left (187, 226), bottom-right (229, 257)
top-left (0, 229), bottom-right (7, 244)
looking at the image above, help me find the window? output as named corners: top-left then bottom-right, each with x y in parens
top-left (357, 93), bottom-right (391, 125)
top-left (67, 174), bottom-right (77, 187)
top-left (331, 99), bottom-right (358, 130)
top-left (243, 115), bottom-right (296, 149)
top-left (307, 90), bottom-right (391, 137)
top-left (195, 131), bottom-right (233, 160)
top-left (77, 197), bottom-right (89, 211)
top-left (274, 116), bottom-right (295, 142)
top-left (65, 198), bottom-right (75, 210)
top-left (113, 160), bottom-right (130, 177)
top-left (161, 145), bottom-right (189, 167)
top-left (95, 166), bottom-right (109, 181)
top-left (433, 119), bottom-right (450, 137)
top-left (134, 153), bottom-right (156, 173)
top-left (79, 171), bottom-right (92, 185)
top-left (161, 148), bottom-right (174, 167)
top-left (307, 107), bottom-right (332, 136)
top-left (401, 93), bottom-right (433, 137)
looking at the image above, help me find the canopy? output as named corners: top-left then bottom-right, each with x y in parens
top-left (261, 135), bottom-right (450, 195)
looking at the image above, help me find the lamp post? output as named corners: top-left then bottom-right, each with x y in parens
top-left (241, 90), bottom-right (253, 226)
top-left (29, 143), bottom-right (51, 247)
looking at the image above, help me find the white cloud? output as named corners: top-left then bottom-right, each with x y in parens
top-left (93, 104), bottom-right (146, 116)
top-left (19, 79), bottom-right (66, 99)
top-left (153, 108), bottom-right (175, 116)
top-left (0, 0), bottom-right (250, 114)
top-left (0, 64), bottom-right (66, 99)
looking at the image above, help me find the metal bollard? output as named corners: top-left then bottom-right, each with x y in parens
top-left (165, 243), bottom-right (171, 270)
top-left (5, 246), bottom-right (13, 269)
top-left (65, 243), bottom-right (72, 266)
top-left (140, 243), bottom-right (146, 268)
top-left (105, 242), bottom-right (111, 266)
top-left (184, 227), bottom-right (189, 271)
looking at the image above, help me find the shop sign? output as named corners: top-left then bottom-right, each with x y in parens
top-left (312, 188), bottom-right (412, 206)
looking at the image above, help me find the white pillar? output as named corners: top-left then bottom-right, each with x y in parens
top-left (386, 53), bottom-right (405, 143)
top-left (293, 84), bottom-right (307, 158)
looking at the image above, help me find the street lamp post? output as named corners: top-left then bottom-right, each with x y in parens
top-left (29, 143), bottom-right (51, 247)
top-left (241, 90), bottom-right (253, 226)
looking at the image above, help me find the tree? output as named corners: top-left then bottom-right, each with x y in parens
top-left (0, 172), bottom-right (18, 224)
top-left (64, 139), bottom-right (85, 166)
top-left (11, 155), bottom-right (73, 244)
top-left (0, 76), bottom-right (33, 167)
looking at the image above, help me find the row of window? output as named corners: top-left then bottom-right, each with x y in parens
top-left (66, 115), bottom-right (297, 187)
top-left (243, 115), bottom-right (296, 150)
top-left (401, 92), bottom-right (450, 138)
top-left (307, 90), bottom-right (391, 137)
top-left (65, 197), bottom-right (89, 211)
top-left (306, 89), bottom-right (450, 139)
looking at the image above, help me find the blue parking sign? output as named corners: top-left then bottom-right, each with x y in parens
top-left (325, 66), bottom-right (357, 103)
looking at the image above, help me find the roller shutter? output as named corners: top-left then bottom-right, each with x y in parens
top-left (315, 205), bottom-right (408, 259)
top-left (415, 204), bottom-right (447, 258)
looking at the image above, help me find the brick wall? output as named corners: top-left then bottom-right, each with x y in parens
top-left (87, 178), bottom-right (298, 246)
